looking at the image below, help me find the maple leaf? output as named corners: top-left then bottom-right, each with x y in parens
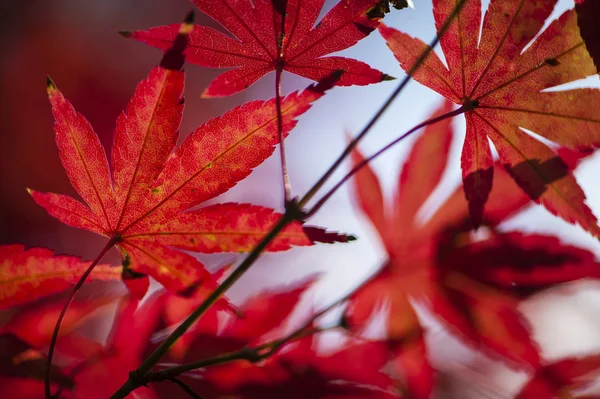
top-left (0, 245), bottom-right (121, 309)
top-left (380, 0), bottom-right (600, 234)
top-left (0, 334), bottom-right (74, 399)
top-left (29, 22), bottom-right (342, 295)
top-left (440, 232), bottom-right (600, 297)
top-left (516, 354), bottom-right (600, 399)
top-left (71, 295), bottom-right (163, 399)
top-left (172, 278), bottom-right (317, 363)
top-left (157, 264), bottom-right (233, 360)
top-left (158, 278), bottom-right (401, 399)
top-left (422, 147), bottom-right (594, 235)
top-left (124, 0), bottom-right (391, 97)
top-left (194, 336), bottom-right (401, 399)
top-left (343, 100), bottom-right (600, 399)
top-left (1, 292), bottom-right (120, 350)
top-left (0, 289), bottom-right (156, 399)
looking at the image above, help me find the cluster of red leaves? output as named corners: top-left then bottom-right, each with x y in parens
top-left (3, 100), bottom-right (600, 397)
top-left (0, 275), bottom-right (402, 399)
top-left (346, 98), bottom-right (600, 399)
top-left (27, 18), bottom-right (353, 299)
top-left (2, 0), bottom-right (600, 398)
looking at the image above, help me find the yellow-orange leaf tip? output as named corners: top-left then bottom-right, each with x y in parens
top-left (182, 9), bottom-right (194, 27)
top-left (46, 76), bottom-right (56, 93)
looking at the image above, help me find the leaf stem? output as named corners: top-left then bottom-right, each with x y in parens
top-left (275, 65), bottom-right (292, 205)
top-left (109, 213), bottom-right (294, 399)
top-left (45, 238), bottom-right (117, 399)
top-left (298, 0), bottom-right (468, 209)
top-left (305, 104), bottom-right (469, 217)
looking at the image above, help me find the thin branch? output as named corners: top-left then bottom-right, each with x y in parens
top-left (168, 377), bottom-right (205, 399)
top-left (297, 0), bottom-right (468, 209)
top-left (45, 238), bottom-right (117, 399)
top-left (147, 325), bottom-right (335, 383)
top-left (109, 213), bottom-right (294, 399)
top-left (305, 104), bottom-right (470, 217)
top-left (275, 66), bottom-right (292, 204)
top-left (145, 273), bottom-right (378, 383)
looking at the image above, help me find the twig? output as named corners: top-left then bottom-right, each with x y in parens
top-left (145, 273), bottom-right (377, 383)
top-left (305, 103), bottom-right (470, 217)
top-left (297, 0), bottom-right (468, 209)
top-left (45, 238), bottom-right (117, 399)
top-left (168, 377), bottom-right (205, 399)
top-left (147, 325), bottom-right (334, 383)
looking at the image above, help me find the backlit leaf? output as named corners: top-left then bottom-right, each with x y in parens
top-left (125, 0), bottom-right (390, 96)
top-left (0, 245), bottom-right (120, 309)
top-left (381, 0), bottom-right (600, 235)
top-left (30, 23), bottom-right (340, 294)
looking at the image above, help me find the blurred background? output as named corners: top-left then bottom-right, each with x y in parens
top-left (2, 0), bottom-right (600, 397)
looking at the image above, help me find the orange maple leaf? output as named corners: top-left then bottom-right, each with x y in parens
top-left (380, 0), bottom-right (600, 235)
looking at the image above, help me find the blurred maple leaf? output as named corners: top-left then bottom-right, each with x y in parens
top-left (71, 295), bottom-right (163, 399)
top-left (124, 0), bottom-right (391, 97)
top-left (0, 334), bottom-right (74, 399)
top-left (1, 292), bottom-right (120, 350)
top-left (29, 21), bottom-right (347, 297)
top-left (516, 354), bottom-right (600, 399)
top-left (344, 99), bottom-right (600, 399)
top-left (149, 279), bottom-right (401, 399)
top-left (380, 0), bottom-right (600, 233)
top-left (192, 336), bottom-right (402, 399)
top-left (0, 245), bottom-right (121, 309)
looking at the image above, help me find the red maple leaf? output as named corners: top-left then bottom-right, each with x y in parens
top-left (71, 295), bottom-right (164, 399)
top-left (0, 334), bottom-right (74, 399)
top-left (1, 291), bottom-right (120, 350)
top-left (344, 100), bottom-right (600, 399)
top-left (0, 286), bottom-right (125, 398)
top-left (0, 286), bottom-right (165, 398)
top-left (151, 279), bottom-right (401, 399)
top-left (516, 354), bottom-right (600, 399)
top-left (29, 21), bottom-right (344, 295)
top-left (380, 0), bottom-right (600, 234)
top-left (168, 277), bottom-right (317, 363)
top-left (124, 0), bottom-right (391, 97)
top-left (193, 336), bottom-right (402, 399)
top-left (0, 245), bottom-right (121, 309)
